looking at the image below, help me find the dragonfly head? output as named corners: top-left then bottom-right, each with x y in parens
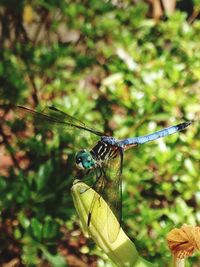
top-left (75, 150), bottom-right (96, 170)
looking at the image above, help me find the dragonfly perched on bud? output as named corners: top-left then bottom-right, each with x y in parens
top-left (15, 105), bottom-right (191, 242)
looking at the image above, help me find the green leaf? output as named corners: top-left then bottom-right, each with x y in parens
top-left (40, 246), bottom-right (68, 267)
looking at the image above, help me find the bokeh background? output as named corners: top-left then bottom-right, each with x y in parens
top-left (0, 1), bottom-right (200, 266)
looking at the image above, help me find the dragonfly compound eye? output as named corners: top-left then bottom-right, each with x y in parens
top-left (75, 150), bottom-right (95, 170)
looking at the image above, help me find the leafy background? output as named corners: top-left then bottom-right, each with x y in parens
top-left (0, 0), bottom-right (200, 266)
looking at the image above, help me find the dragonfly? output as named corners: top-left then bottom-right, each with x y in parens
top-left (15, 105), bottom-right (191, 241)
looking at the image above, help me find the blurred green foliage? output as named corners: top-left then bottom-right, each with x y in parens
top-left (0, 0), bottom-right (200, 266)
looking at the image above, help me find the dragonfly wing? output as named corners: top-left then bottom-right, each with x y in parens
top-left (106, 153), bottom-right (122, 243)
top-left (46, 106), bottom-right (104, 136)
top-left (101, 148), bottom-right (123, 223)
top-left (14, 105), bottom-right (104, 136)
top-left (88, 148), bottom-right (123, 242)
top-left (86, 170), bottom-right (106, 227)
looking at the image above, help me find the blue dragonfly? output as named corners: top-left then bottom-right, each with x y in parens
top-left (15, 105), bottom-right (191, 241)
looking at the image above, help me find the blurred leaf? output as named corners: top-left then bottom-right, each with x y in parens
top-left (30, 218), bottom-right (43, 242)
top-left (40, 246), bottom-right (68, 267)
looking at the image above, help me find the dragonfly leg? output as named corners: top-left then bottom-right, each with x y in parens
top-left (119, 147), bottom-right (124, 174)
top-left (79, 167), bottom-right (103, 195)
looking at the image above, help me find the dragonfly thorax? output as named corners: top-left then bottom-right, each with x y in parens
top-left (75, 150), bottom-right (96, 170)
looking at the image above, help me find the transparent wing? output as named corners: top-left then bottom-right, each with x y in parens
top-left (87, 148), bottom-right (123, 242)
top-left (101, 149), bottom-right (123, 224)
top-left (14, 105), bottom-right (104, 136)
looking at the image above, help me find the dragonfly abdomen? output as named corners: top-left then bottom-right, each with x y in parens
top-left (118, 121), bottom-right (191, 148)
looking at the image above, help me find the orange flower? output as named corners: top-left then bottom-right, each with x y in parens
top-left (167, 225), bottom-right (200, 259)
